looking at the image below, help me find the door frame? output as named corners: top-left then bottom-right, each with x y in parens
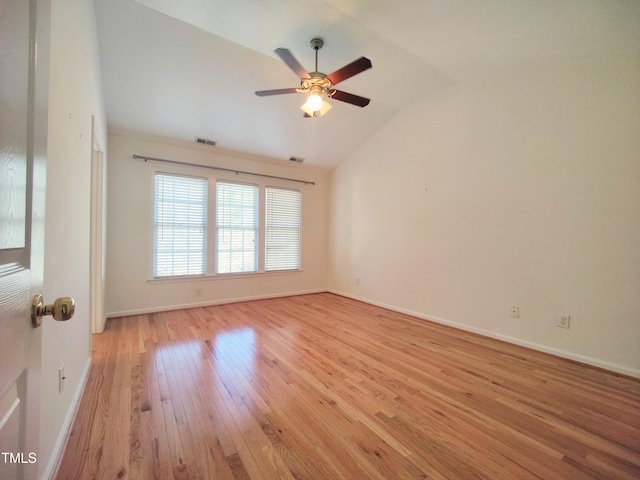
top-left (90, 115), bottom-right (106, 334)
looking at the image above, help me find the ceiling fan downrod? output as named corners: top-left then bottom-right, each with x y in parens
top-left (310, 37), bottom-right (323, 73)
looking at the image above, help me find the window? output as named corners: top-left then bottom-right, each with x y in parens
top-left (154, 173), bottom-right (207, 277)
top-left (265, 187), bottom-right (301, 271)
top-left (216, 181), bottom-right (259, 273)
top-left (152, 171), bottom-right (304, 279)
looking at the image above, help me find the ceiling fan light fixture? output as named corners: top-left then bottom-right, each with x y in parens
top-left (301, 84), bottom-right (332, 117)
top-left (301, 95), bottom-right (332, 117)
top-left (304, 92), bottom-right (323, 112)
top-left (300, 102), bottom-right (317, 117)
top-left (318, 98), bottom-right (332, 116)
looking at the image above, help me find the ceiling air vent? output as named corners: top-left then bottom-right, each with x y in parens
top-left (195, 137), bottom-right (216, 146)
top-left (289, 156), bottom-right (304, 163)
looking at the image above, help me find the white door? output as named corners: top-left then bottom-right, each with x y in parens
top-left (0, 0), bottom-right (50, 478)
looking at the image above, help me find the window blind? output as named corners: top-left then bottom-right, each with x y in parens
top-left (154, 173), bottom-right (207, 277)
top-left (265, 187), bottom-right (301, 271)
top-left (216, 182), bottom-right (259, 273)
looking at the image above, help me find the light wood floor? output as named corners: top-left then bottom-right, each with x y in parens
top-left (56, 293), bottom-right (640, 479)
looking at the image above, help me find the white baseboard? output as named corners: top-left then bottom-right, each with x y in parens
top-left (43, 357), bottom-right (92, 480)
top-left (328, 289), bottom-right (640, 379)
top-left (105, 288), bottom-right (327, 319)
top-left (105, 287), bottom-right (639, 379)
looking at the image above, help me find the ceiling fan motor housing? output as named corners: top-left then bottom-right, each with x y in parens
top-left (300, 75), bottom-right (331, 92)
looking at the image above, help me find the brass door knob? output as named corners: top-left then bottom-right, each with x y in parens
top-left (31, 295), bottom-right (75, 327)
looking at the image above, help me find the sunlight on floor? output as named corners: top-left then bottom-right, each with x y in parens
top-left (214, 328), bottom-right (257, 369)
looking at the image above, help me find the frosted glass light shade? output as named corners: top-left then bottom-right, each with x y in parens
top-left (304, 93), bottom-right (323, 112)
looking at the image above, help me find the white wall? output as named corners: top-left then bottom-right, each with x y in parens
top-left (105, 133), bottom-right (329, 316)
top-left (329, 59), bottom-right (640, 377)
top-left (41, 0), bottom-right (107, 477)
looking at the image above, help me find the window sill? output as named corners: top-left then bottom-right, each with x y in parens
top-left (148, 269), bottom-right (302, 284)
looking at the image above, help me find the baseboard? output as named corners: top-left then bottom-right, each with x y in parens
top-left (42, 357), bottom-right (92, 480)
top-left (105, 287), bottom-right (639, 379)
top-left (106, 288), bottom-right (327, 319)
top-left (328, 289), bottom-right (640, 380)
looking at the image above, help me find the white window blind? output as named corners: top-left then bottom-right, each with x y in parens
top-left (154, 173), bottom-right (207, 277)
top-left (265, 187), bottom-right (301, 271)
top-left (216, 182), bottom-right (259, 273)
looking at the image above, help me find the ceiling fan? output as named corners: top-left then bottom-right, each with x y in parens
top-left (255, 38), bottom-right (372, 117)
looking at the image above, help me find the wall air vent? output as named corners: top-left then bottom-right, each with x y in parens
top-left (289, 156), bottom-right (304, 163)
top-left (195, 137), bottom-right (216, 146)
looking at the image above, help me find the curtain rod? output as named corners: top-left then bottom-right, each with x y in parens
top-left (132, 154), bottom-right (316, 186)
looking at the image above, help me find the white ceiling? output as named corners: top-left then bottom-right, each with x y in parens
top-left (95, 0), bottom-right (640, 169)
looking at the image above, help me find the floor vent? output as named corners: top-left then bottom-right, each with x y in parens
top-left (195, 137), bottom-right (216, 146)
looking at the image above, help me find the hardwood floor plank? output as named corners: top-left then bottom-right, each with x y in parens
top-left (56, 293), bottom-right (640, 479)
top-left (144, 348), bottom-right (175, 480)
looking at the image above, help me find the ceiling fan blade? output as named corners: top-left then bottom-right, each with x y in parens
top-left (274, 48), bottom-right (310, 79)
top-left (255, 88), bottom-right (299, 97)
top-left (326, 57), bottom-right (372, 86)
top-left (330, 90), bottom-right (370, 107)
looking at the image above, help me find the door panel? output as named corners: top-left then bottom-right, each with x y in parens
top-left (0, 0), bottom-right (29, 251)
top-left (0, 383), bottom-right (21, 480)
top-left (0, 0), bottom-right (50, 478)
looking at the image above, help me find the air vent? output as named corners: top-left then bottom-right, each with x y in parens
top-left (289, 156), bottom-right (304, 163)
top-left (195, 137), bottom-right (216, 146)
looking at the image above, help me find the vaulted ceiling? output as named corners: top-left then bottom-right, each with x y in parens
top-left (95, 0), bottom-right (640, 168)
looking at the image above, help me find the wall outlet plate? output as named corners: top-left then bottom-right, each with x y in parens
top-left (557, 314), bottom-right (571, 329)
top-left (510, 306), bottom-right (519, 318)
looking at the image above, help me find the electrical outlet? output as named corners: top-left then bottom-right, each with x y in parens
top-left (195, 287), bottom-right (202, 297)
top-left (557, 314), bottom-right (571, 329)
top-left (58, 364), bottom-right (65, 393)
top-left (356, 278), bottom-right (360, 286)
top-left (510, 306), bottom-right (519, 318)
